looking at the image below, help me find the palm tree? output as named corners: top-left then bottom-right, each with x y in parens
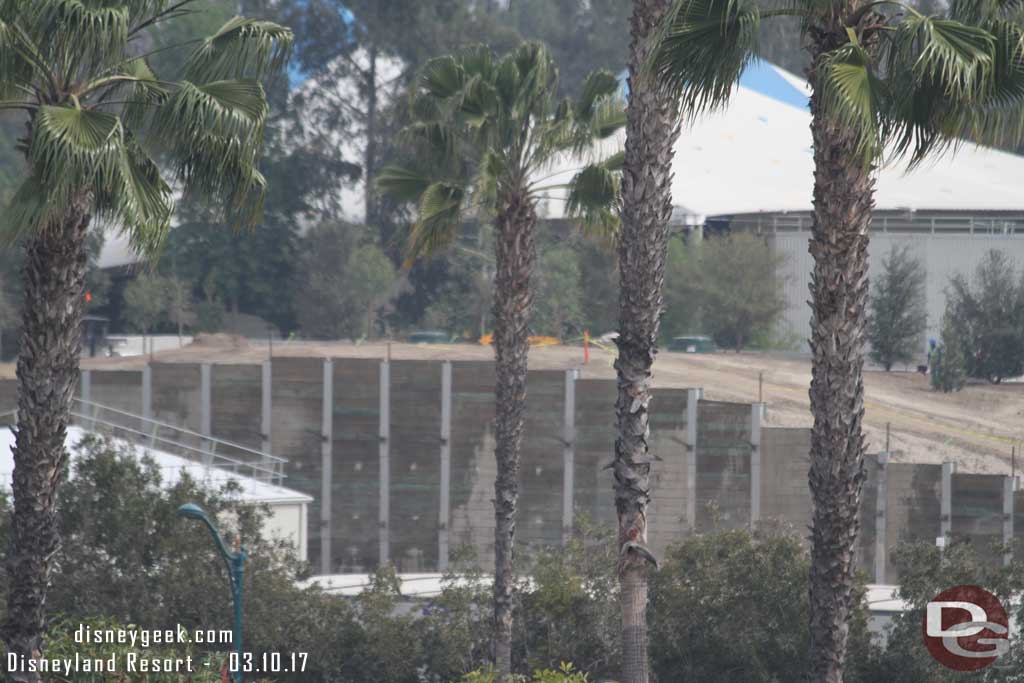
top-left (379, 42), bottom-right (624, 679)
top-left (612, 2), bottom-right (684, 683)
top-left (648, 1), bottom-right (1019, 679)
top-left (0, 2), bottom-right (290, 678)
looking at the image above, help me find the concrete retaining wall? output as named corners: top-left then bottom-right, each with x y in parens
top-left (7, 357), bottom-right (1014, 578)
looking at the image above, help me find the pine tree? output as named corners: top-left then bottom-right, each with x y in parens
top-left (931, 314), bottom-right (966, 393)
top-left (868, 244), bottom-right (928, 371)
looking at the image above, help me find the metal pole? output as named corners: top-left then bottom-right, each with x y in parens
top-left (886, 422), bottom-right (891, 453)
top-left (758, 371), bottom-right (763, 404)
top-left (321, 358), bottom-right (334, 575)
top-left (685, 388), bottom-right (702, 532)
top-left (231, 550), bottom-right (245, 683)
top-left (439, 361), bottom-right (452, 570)
top-left (749, 402), bottom-right (764, 529)
top-left (562, 369), bottom-right (577, 543)
top-left (379, 360), bottom-right (391, 565)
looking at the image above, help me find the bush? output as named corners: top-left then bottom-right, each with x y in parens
top-left (650, 526), bottom-right (871, 682)
top-left (462, 662), bottom-right (591, 683)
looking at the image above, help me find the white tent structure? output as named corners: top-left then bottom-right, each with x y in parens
top-left (541, 59), bottom-right (1024, 220)
top-left (0, 425), bottom-right (312, 559)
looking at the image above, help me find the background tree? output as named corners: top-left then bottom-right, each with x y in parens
top-left (122, 274), bottom-right (172, 352)
top-left (930, 312), bottom-right (967, 392)
top-left (293, 223), bottom-right (399, 340)
top-left (0, 2), bottom-right (290, 674)
top-left (945, 249), bottom-right (1024, 384)
top-left (379, 43), bottom-right (625, 678)
top-left (347, 243), bottom-right (400, 339)
top-left (661, 235), bottom-right (702, 340)
top-left (611, 3), bottom-right (684, 682)
top-left (649, 0), bottom-right (1015, 677)
top-left (868, 244), bottom-right (928, 370)
top-left (697, 232), bottom-right (787, 352)
top-left (533, 247), bottom-right (584, 339)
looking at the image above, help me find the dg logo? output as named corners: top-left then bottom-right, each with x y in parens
top-left (923, 585), bottom-right (1010, 671)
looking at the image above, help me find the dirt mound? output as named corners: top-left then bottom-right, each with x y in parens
top-left (186, 333), bottom-right (250, 351)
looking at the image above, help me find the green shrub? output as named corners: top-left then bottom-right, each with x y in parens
top-left (461, 662), bottom-right (591, 683)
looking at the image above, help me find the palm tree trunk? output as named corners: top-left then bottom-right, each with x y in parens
top-left (3, 202), bottom-right (91, 683)
top-left (491, 189), bottom-right (535, 679)
top-left (615, 3), bottom-right (682, 683)
top-left (805, 31), bottom-right (875, 682)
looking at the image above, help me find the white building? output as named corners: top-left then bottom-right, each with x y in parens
top-left (0, 425), bottom-right (312, 560)
top-left (542, 60), bottom-right (1024, 351)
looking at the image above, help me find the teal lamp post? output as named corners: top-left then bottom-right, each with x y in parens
top-left (177, 503), bottom-right (246, 683)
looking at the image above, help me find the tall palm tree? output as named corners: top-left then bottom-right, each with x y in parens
top-left (0, 2), bottom-right (290, 678)
top-left (612, 3), bottom-right (682, 683)
top-left (379, 42), bottom-right (624, 679)
top-left (648, 1), bottom-right (1020, 680)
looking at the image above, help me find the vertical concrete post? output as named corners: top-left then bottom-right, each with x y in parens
top-left (80, 369), bottom-right (91, 404)
top-left (941, 461), bottom-right (956, 540)
top-left (439, 362), bottom-right (452, 571)
top-left (749, 402), bottom-right (764, 529)
top-left (685, 388), bottom-right (703, 532)
top-left (199, 364), bottom-right (212, 436)
top-left (321, 358), bottom-right (334, 575)
top-left (379, 360), bottom-right (391, 566)
top-left (141, 364), bottom-right (152, 420)
top-left (1003, 476), bottom-right (1014, 567)
top-left (562, 369), bottom-right (578, 543)
top-left (260, 360), bottom-right (272, 457)
top-left (874, 452), bottom-right (889, 584)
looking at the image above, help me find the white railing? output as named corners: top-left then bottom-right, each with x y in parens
top-left (0, 399), bottom-right (288, 486)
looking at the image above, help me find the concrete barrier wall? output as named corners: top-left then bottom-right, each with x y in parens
top-left (0, 379), bottom-right (16, 413)
top-left (573, 378), bottom-right (618, 531)
top-left (952, 473), bottom-right (1006, 565)
top-left (210, 364), bottom-right (262, 449)
top-left (761, 428), bottom-right (812, 526)
top-left (54, 359), bottom-right (1018, 576)
top-left (91, 370), bottom-right (142, 416)
top-left (696, 400), bottom-right (751, 531)
top-left (390, 360), bottom-right (443, 572)
top-left (150, 362), bottom-right (201, 433)
top-left (448, 361), bottom-right (496, 568)
top-left (330, 358), bottom-right (380, 573)
top-left (885, 463), bottom-right (942, 582)
top-left (647, 388), bottom-right (689, 554)
top-left (518, 370), bottom-right (567, 552)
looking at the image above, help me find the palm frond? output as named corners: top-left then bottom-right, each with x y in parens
top-left (575, 70), bottom-right (621, 121)
top-left (22, 0), bottom-right (130, 71)
top-left (0, 17), bottom-right (50, 97)
top-left (154, 80), bottom-right (268, 223)
top-left (124, 57), bottom-right (169, 127)
top-left (27, 105), bottom-right (123, 213)
top-left (156, 79), bottom-right (267, 141)
top-left (817, 34), bottom-right (888, 162)
top-left (647, 0), bottom-right (762, 114)
top-left (892, 14), bottom-right (995, 99)
top-left (420, 55), bottom-right (466, 100)
top-left (957, 18), bottom-right (1024, 147)
top-left (399, 121), bottom-right (460, 168)
top-left (377, 166), bottom-right (433, 203)
top-left (566, 160), bottom-right (622, 242)
top-left (2, 173), bottom-right (58, 244)
top-left (183, 16), bottom-right (292, 82)
top-left (405, 182), bottom-right (465, 265)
